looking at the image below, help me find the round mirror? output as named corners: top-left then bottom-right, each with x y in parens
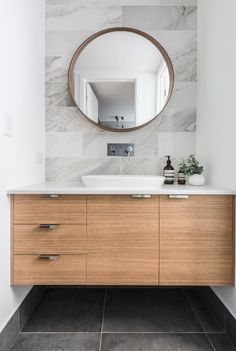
top-left (68, 27), bottom-right (174, 132)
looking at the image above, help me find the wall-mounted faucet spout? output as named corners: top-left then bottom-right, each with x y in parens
top-left (126, 145), bottom-right (133, 161)
top-left (107, 143), bottom-right (134, 157)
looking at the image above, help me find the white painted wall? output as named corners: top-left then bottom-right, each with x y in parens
top-left (197, 0), bottom-right (236, 318)
top-left (0, 0), bottom-right (45, 331)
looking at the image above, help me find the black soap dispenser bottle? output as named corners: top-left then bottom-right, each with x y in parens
top-left (163, 156), bottom-right (175, 184)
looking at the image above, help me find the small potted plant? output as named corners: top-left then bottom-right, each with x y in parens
top-left (177, 163), bottom-right (186, 185)
top-left (179, 155), bottom-right (205, 186)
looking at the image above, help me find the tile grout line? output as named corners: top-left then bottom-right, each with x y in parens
top-left (203, 331), bottom-right (217, 350)
top-left (19, 332), bottom-right (102, 335)
top-left (18, 331), bottom-right (227, 335)
top-left (194, 289), bottom-right (227, 333)
top-left (12, 287), bottom-right (233, 350)
top-left (224, 309), bottom-right (227, 333)
top-left (19, 287), bottom-right (48, 334)
top-left (7, 310), bottom-right (21, 351)
top-left (188, 293), bottom-right (235, 349)
top-left (182, 289), bottom-right (216, 351)
top-left (99, 287), bottom-right (107, 351)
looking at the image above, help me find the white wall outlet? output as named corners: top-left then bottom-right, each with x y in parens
top-left (4, 114), bottom-right (14, 137)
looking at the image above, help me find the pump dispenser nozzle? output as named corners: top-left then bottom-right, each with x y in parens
top-left (165, 155), bottom-right (171, 165)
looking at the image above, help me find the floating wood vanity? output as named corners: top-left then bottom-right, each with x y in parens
top-left (9, 188), bottom-right (235, 287)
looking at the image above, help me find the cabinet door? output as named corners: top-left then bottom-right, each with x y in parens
top-left (160, 195), bottom-right (234, 286)
top-left (87, 195), bottom-right (159, 285)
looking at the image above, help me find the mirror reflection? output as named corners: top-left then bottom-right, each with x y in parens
top-left (69, 29), bottom-right (174, 131)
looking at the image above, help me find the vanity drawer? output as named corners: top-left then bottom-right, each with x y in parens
top-left (13, 225), bottom-right (86, 254)
top-left (13, 195), bottom-right (86, 224)
top-left (12, 254), bottom-right (86, 285)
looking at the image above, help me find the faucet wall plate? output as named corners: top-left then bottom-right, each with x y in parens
top-left (107, 143), bottom-right (134, 157)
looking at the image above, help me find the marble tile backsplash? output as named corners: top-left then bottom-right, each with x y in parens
top-left (45, 0), bottom-right (197, 182)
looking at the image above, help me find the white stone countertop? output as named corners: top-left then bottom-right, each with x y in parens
top-left (7, 182), bottom-right (236, 195)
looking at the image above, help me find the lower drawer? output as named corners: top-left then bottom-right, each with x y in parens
top-left (12, 254), bottom-right (86, 285)
top-left (13, 225), bottom-right (86, 254)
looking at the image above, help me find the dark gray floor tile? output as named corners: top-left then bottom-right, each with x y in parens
top-left (104, 288), bottom-right (203, 332)
top-left (19, 286), bottom-right (46, 330)
top-left (22, 288), bottom-right (104, 332)
top-left (194, 288), bottom-right (226, 328)
top-left (226, 311), bottom-right (236, 347)
top-left (0, 311), bottom-right (18, 351)
top-left (101, 333), bottom-right (213, 351)
top-left (208, 333), bottom-right (236, 351)
top-left (184, 289), bottom-right (224, 332)
top-left (10, 333), bottom-right (100, 351)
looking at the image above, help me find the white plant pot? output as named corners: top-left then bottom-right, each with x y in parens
top-left (188, 174), bottom-right (205, 186)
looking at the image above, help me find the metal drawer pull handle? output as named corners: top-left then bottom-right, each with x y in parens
top-left (168, 195), bottom-right (189, 199)
top-left (39, 255), bottom-right (60, 261)
top-left (131, 194), bottom-right (151, 198)
top-left (39, 224), bottom-right (59, 229)
top-left (40, 194), bottom-right (60, 198)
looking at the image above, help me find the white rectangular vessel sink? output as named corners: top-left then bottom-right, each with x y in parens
top-left (81, 175), bottom-right (165, 188)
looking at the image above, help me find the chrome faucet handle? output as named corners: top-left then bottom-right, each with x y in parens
top-left (126, 145), bottom-right (133, 154)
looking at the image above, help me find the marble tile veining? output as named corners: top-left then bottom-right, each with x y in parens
top-left (47, 0), bottom-right (162, 5)
top-left (45, 153), bottom-right (195, 182)
top-left (83, 131), bottom-right (158, 159)
top-left (120, 157), bottom-right (160, 175)
top-left (169, 82), bottom-right (196, 109)
top-left (122, 6), bottom-right (197, 31)
top-left (173, 54), bottom-right (197, 81)
top-left (46, 107), bottom-right (80, 132)
top-left (157, 106), bottom-right (196, 132)
top-left (149, 31), bottom-right (197, 59)
top-left (46, 31), bottom-right (94, 57)
top-left (46, 82), bottom-right (75, 107)
top-left (45, 56), bottom-right (68, 82)
top-left (46, 107), bottom-right (100, 132)
top-left (46, 132), bottom-right (83, 158)
top-left (160, 0), bottom-right (197, 5)
top-left (45, 1), bottom-right (198, 181)
top-left (46, 157), bottom-right (121, 181)
top-left (157, 132), bottom-right (196, 161)
top-left (46, 5), bottom-right (122, 31)
top-left (142, 103), bottom-right (196, 133)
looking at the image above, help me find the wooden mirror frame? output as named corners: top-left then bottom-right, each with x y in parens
top-left (68, 27), bottom-right (174, 132)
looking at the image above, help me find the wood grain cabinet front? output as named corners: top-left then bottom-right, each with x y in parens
top-left (13, 195), bottom-right (86, 224)
top-left (11, 194), bottom-right (235, 286)
top-left (13, 254), bottom-right (86, 285)
top-left (159, 195), bottom-right (234, 286)
top-left (13, 224), bottom-right (86, 254)
top-left (11, 195), bottom-right (87, 285)
top-left (86, 195), bottom-right (159, 285)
